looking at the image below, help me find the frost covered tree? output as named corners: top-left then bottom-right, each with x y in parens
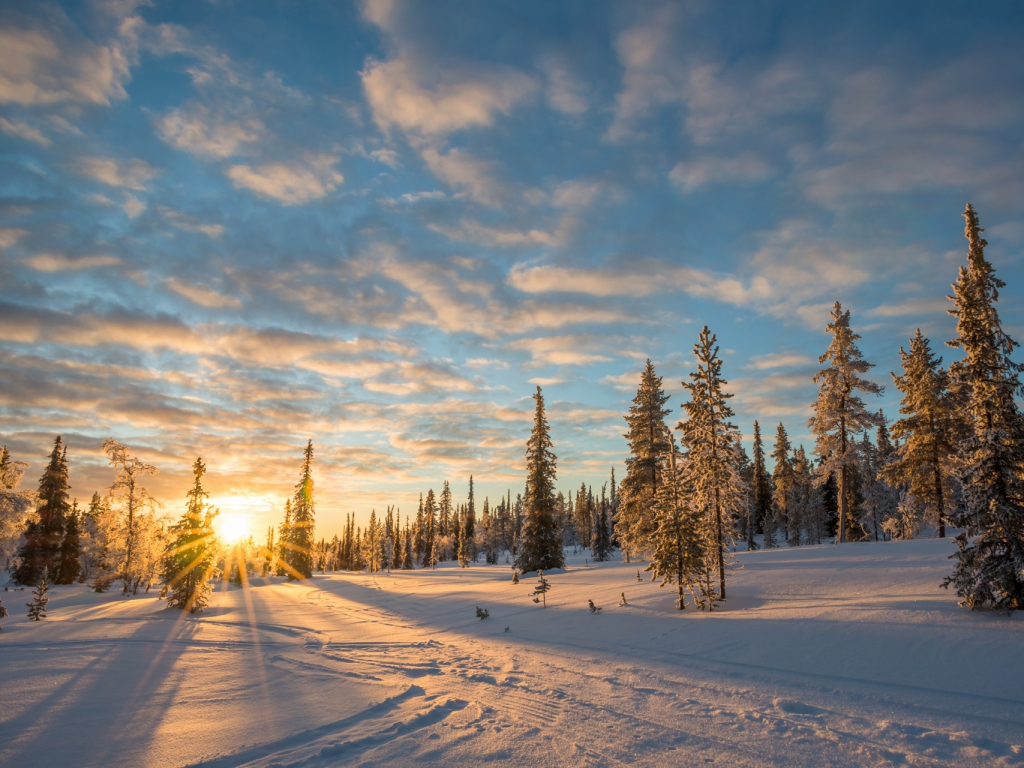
top-left (617, 359), bottom-right (672, 561)
top-left (789, 446), bottom-right (824, 545)
top-left (943, 204), bottom-right (1024, 612)
top-left (103, 439), bottom-right (159, 594)
top-left (678, 327), bottom-right (744, 603)
top-left (884, 330), bottom-right (958, 538)
top-left (464, 476), bottom-right (477, 561)
top-left (591, 486), bottom-right (613, 562)
top-left (15, 437), bottom-right (71, 585)
top-left (26, 570), bottom-right (50, 621)
top-left (809, 303), bottom-right (883, 543)
top-left (423, 490), bottom-right (437, 568)
top-left (276, 499), bottom-right (293, 576)
top-left (0, 446), bottom-right (33, 573)
top-left (647, 436), bottom-right (706, 610)
top-left (164, 458), bottom-right (218, 613)
top-left (290, 440), bottom-right (316, 579)
top-left (517, 387), bottom-right (564, 573)
top-left (771, 423), bottom-right (795, 544)
top-left (752, 422), bottom-right (774, 548)
top-left (54, 501), bottom-right (82, 585)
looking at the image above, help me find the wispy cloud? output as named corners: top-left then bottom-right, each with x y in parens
top-left (227, 155), bottom-right (343, 204)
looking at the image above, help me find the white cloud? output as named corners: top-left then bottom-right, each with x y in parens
top-left (865, 297), bottom-right (951, 318)
top-left (0, 24), bottom-right (130, 106)
top-left (370, 148), bottom-right (400, 168)
top-left (669, 152), bottom-right (771, 191)
top-left (528, 377), bottom-right (566, 386)
top-left (541, 54), bottom-right (588, 115)
top-left (0, 117), bottom-right (49, 145)
top-left (122, 194), bottom-right (145, 218)
top-left (418, 146), bottom-right (503, 206)
top-left (77, 157), bottom-right (157, 190)
top-left (157, 104), bottom-right (262, 159)
top-left (598, 370), bottom-right (642, 392)
top-left (429, 218), bottom-right (564, 248)
top-left (159, 207), bottom-right (225, 238)
top-left (227, 155), bottom-right (343, 204)
top-left (0, 227), bottom-right (28, 250)
top-left (165, 277), bottom-right (242, 309)
top-left (21, 253), bottom-right (121, 272)
top-left (743, 352), bottom-right (815, 371)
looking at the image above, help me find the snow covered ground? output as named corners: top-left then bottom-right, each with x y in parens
top-left (2, 538), bottom-right (1024, 767)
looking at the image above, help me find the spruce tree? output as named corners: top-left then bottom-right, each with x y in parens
top-left (290, 440), bottom-right (316, 579)
top-left (771, 424), bottom-right (795, 544)
top-left (402, 518), bottom-right (414, 569)
top-left (591, 486), bottom-right (613, 562)
top-left (423, 490), bottom-right (437, 568)
top-left (809, 303), bottom-right (883, 543)
top-left (465, 476), bottom-right (476, 560)
top-left (15, 437), bottom-right (71, 585)
top-left (678, 327), bottom-right (744, 603)
top-left (164, 458), bottom-right (219, 613)
top-left (884, 330), bottom-right (958, 538)
top-left (647, 435), bottom-right (707, 610)
top-left (517, 387), bottom-right (564, 573)
top-left (752, 422), bottom-right (774, 547)
top-left (27, 569), bottom-right (50, 621)
top-left (618, 359), bottom-right (672, 561)
top-left (943, 204), bottom-right (1024, 612)
top-left (277, 499), bottom-right (293, 576)
top-left (54, 500), bottom-right (82, 585)
top-left (1, 446), bottom-right (33, 573)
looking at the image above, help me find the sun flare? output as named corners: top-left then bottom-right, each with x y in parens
top-left (216, 512), bottom-right (252, 544)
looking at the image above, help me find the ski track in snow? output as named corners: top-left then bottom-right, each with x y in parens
top-left (2, 539), bottom-right (1024, 767)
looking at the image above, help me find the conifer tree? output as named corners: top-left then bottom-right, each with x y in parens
top-left (402, 518), bottom-right (414, 569)
top-left (531, 569), bottom-right (551, 607)
top-left (618, 359), bottom-right (672, 561)
top-left (736, 444), bottom-right (756, 551)
top-left (290, 440), bottom-right (316, 579)
top-left (943, 204), bottom-right (1024, 612)
top-left (752, 422), bottom-right (774, 547)
top-left (771, 423), bottom-right (795, 544)
top-left (809, 303), bottom-right (883, 543)
top-left (884, 330), bottom-right (958, 538)
top-left (102, 439), bottom-right (159, 595)
top-left (0, 446), bottom-right (33, 573)
top-left (15, 437), bottom-right (71, 585)
top-left (277, 499), bottom-right (293, 576)
top-left (517, 387), bottom-right (565, 573)
top-left (574, 482), bottom-right (591, 549)
top-left (439, 481), bottom-right (453, 541)
top-left (54, 500), bottom-right (82, 585)
top-left (647, 436), bottom-right (706, 610)
top-left (27, 569), bottom-right (50, 621)
top-left (164, 458), bottom-right (219, 613)
top-left (861, 417), bottom-right (899, 541)
top-left (591, 486), bottom-right (613, 562)
top-left (678, 327), bottom-right (744, 603)
top-left (465, 476), bottom-right (476, 561)
top-left (423, 490), bottom-right (437, 567)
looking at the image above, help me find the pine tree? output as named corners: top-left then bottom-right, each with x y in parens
top-left (277, 499), bottom-right (293, 576)
top-left (27, 569), bottom-right (50, 621)
top-left (164, 458), bottom-right (219, 613)
top-left (884, 330), bottom-right (958, 538)
top-left (861, 417), bottom-right (898, 541)
top-left (424, 490), bottom-right (437, 568)
top-left (790, 446), bottom-right (824, 545)
top-left (531, 569), bottom-right (551, 607)
top-left (678, 327), bottom-right (744, 604)
top-left (943, 204), bottom-right (1024, 612)
top-left (439, 481), bottom-right (453, 542)
top-left (290, 440), bottom-right (316, 579)
top-left (1, 446), bottom-right (33, 574)
top-left (517, 387), bottom-right (565, 573)
top-left (591, 485), bottom-right (613, 562)
top-left (771, 423), bottom-right (795, 544)
top-left (647, 435), bottom-right (707, 610)
top-left (15, 437), bottom-right (71, 585)
top-left (752, 422), bottom-right (774, 548)
top-left (736, 444), bottom-right (756, 551)
top-left (618, 359), bottom-right (672, 561)
top-left (465, 476), bottom-right (476, 561)
top-left (54, 500), bottom-right (82, 585)
top-left (402, 518), bottom-right (414, 569)
top-left (809, 303), bottom-right (883, 543)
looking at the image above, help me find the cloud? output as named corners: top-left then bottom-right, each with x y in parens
top-left (669, 152), bottom-right (771, 191)
top-left (743, 352), bottom-right (815, 370)
top-left (362, 57), bottom-right (536, 139)
top-left (0, 22), bottom-right (130, 106)
top-left (370, 148), bottom-right (400, 168)
top-left (159, 207), bottom-right (225, 238)
top-left (528, 377), bottom-right (565, 386)
top-left (156, 103), bottom-right (262, 159)
top-left (865, 297), bottom-right (950, 318)
top-left (227, 155), bottom-right (343, 204)
top-left (0, 227), bottom-right (28, 249)
top-left (0, 117), bottom-right (49, 145)
top-left (429, 218), bottom-right (564, 248)
top-left (20, 253), bottom-right (121, 272)
top-left (599, 370), bottom-right (642, 392)
top-left (541, 54), bottom-right (588, 115)
top-left (164, 278), bottom-right (242, 309)
top-left (77, 157), bottom-right (157, 190)
top-left (506, 335), bottom-right (614, 367)
top-left (418, 146), bottom-right (503, 206)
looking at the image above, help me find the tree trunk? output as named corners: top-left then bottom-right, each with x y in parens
top-left (715, 486), bottom-right (725, 600)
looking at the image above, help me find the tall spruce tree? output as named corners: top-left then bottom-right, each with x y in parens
top-left (943, 204), bottom-right (1024, 612)
top-left (752, 422), bottom-right (774, 548)
top-left (15, 437), bottom-right (71, 585)
top-left (54, 500), bottom-right (82, 585)
top-left (771, 423), bottom-right (795, 544)
top-left (290, 440), bottom-right (316, 579)
top-left (885, 330), bottom-right (958, 538)
top-left (164, 458), bottom-right (219, 613)
top-left (678, 327), bottom-right (744, 604)
top-left (517, 387), bottom-right (564, 573)
top-left (618, 359), bottom-right (672, 561)
top-left (465, 476), bottom-right (476, 561)
top-left (809, 303), bottom-right (883, 543)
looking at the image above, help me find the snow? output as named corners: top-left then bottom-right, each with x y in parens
top-left (3, 538), bottom-right (1024, 767)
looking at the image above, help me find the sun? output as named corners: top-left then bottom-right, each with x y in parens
top-left (216, 512), bottom-right (251, 544)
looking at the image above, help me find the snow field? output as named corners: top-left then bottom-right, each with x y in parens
top-left (2, 538), bottom-right (1024, 767)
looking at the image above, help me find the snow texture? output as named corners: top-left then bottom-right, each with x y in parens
top-left (2, 538), bottom-right (1023, 767)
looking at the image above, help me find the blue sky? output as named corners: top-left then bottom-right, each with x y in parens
top-left (1, 0), bottom-right (1022, 535)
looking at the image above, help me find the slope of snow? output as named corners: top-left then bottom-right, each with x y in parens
top-left (2, 538), bottom-right (1023, 767)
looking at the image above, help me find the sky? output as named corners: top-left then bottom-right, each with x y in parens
top-left (1, 0), bottom-right (1023, 538)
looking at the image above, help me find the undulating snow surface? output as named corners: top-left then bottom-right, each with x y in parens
top-left (2, 538), bottom-right (1023, 767)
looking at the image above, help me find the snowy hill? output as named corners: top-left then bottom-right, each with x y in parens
top-left (2, 538), bottom-right (1023, 767)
